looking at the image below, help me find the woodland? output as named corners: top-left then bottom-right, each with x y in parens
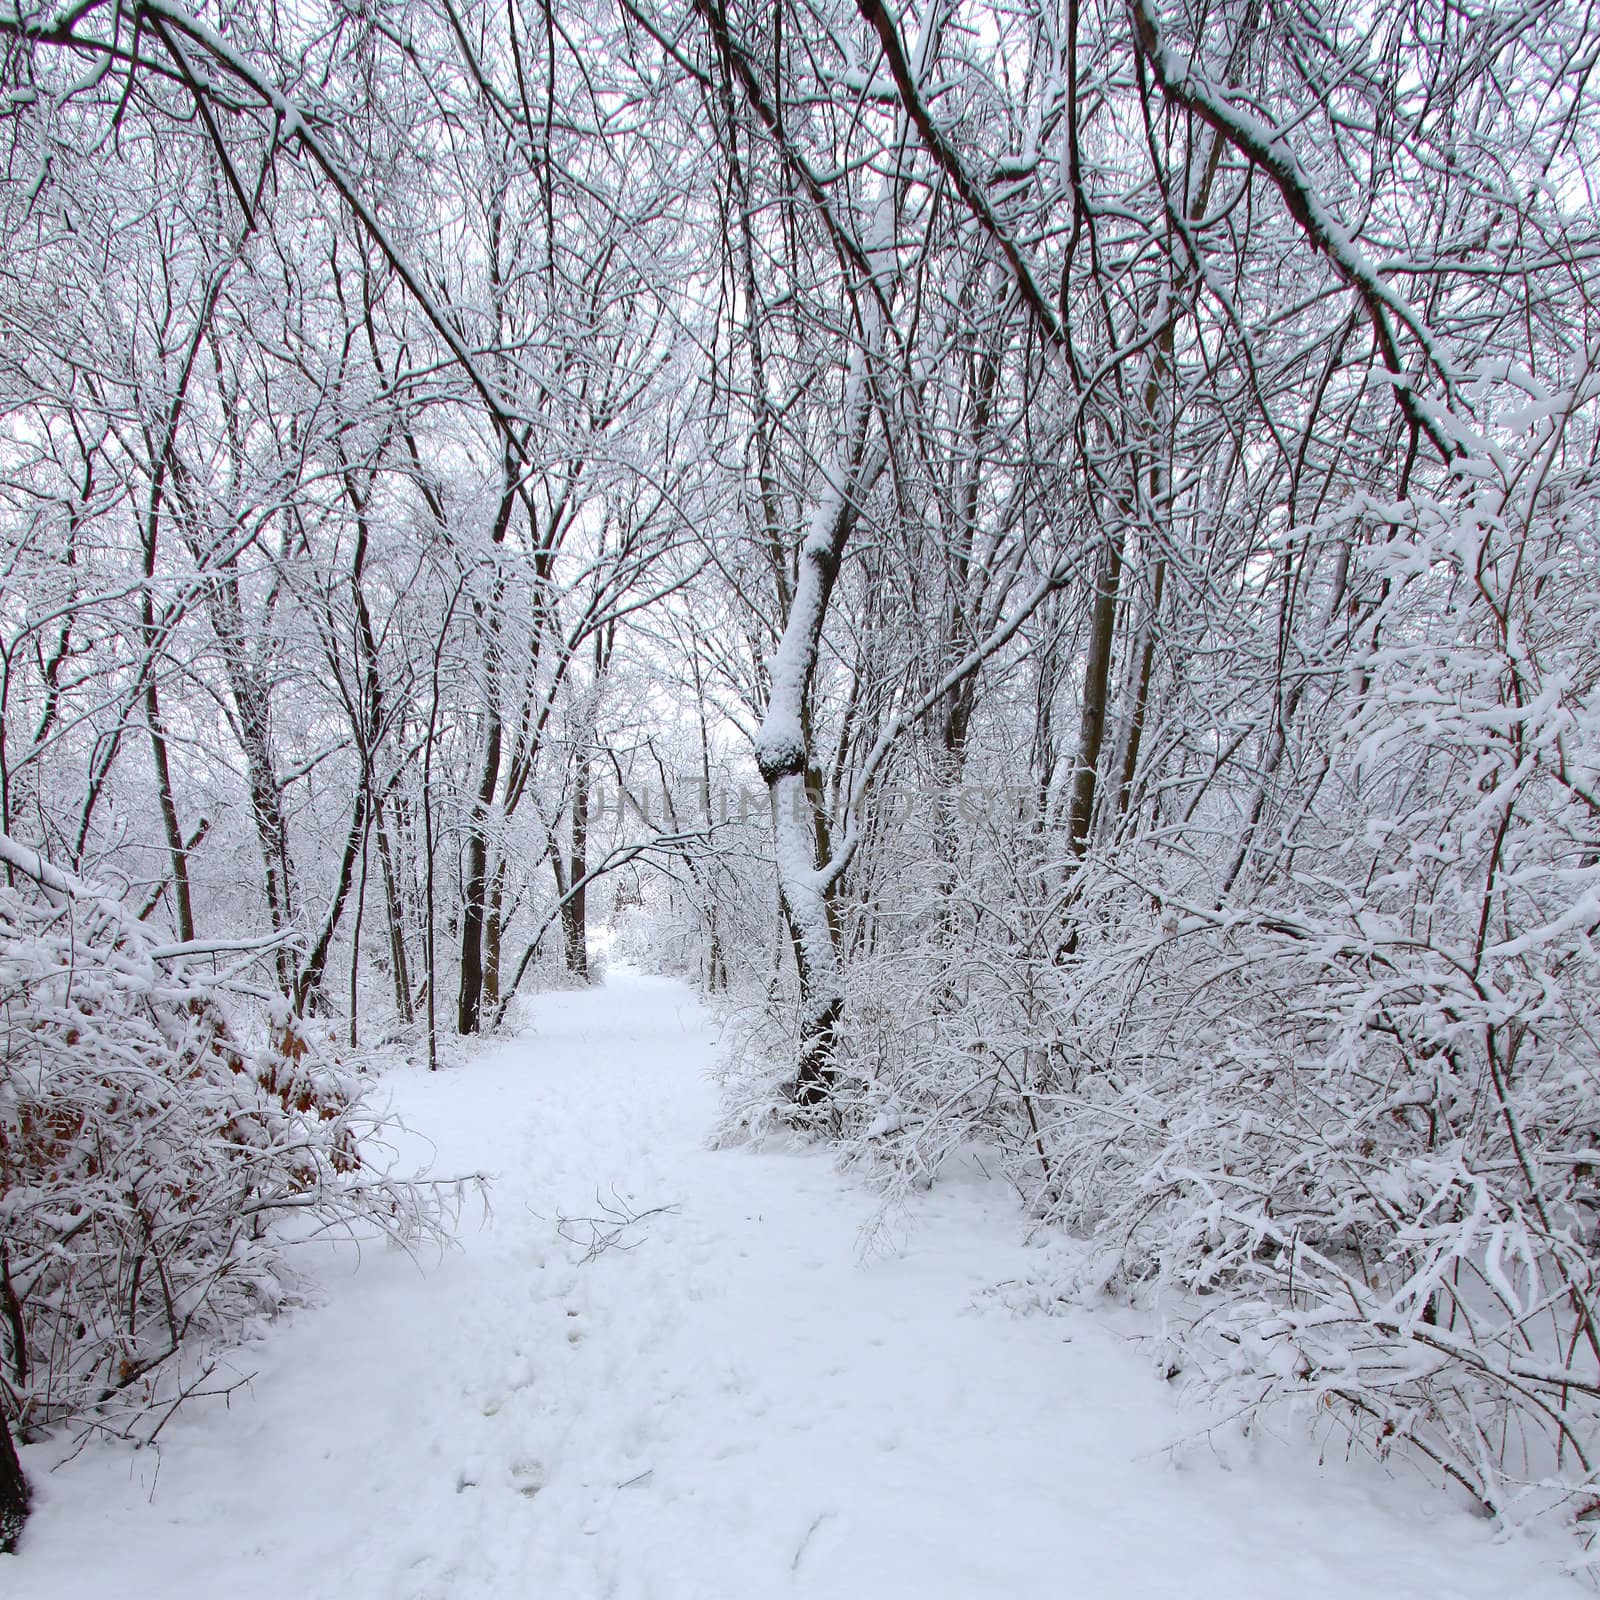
top-left (1, 0), bottom-right (1599, 1564)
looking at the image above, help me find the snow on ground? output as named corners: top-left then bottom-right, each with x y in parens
top-left (8, 968), bottom-right (1586, 1599)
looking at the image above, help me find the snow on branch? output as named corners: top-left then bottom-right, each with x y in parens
top-left (0, 835), bottom-right (463, 1443)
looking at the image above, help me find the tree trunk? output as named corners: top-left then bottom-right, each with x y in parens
top-left (456, 715), bottom-right (502, 1034)
top-left (483, 860), bottom-right (506, 1009)
top-left (1064, 524), bottom-right (1126, 855)
top-left (560, 748), bottom-right (590, 981)
top-left (456, 615), bottom-right (507, 1031)
top-left (236, 687), bottom-right (295, 991)
top-left (141, 488), bottom-right (194, 944)
top-left (144, 677), bottom-right (196, 942)
top-left (706, 910), bottom-right (726, 992)
top-left (1114, 552), bottom-right (1166, 821)
top-left (202, 562), bottom-right (294, 989)
top-left (293, 784), bottom-right (368, 1015)
top-left (0, 1405), bottom-right (28, 1555)
top-left (374, 796), bottom-right (414, 1024)
top-left (750, 198), bottom-right (890, 1108)
top-left (767, 768), bottom-right (846, 1108)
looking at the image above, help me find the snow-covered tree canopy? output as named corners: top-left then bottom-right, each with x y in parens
top-left (2, 0), bottom-right (1599, 1550)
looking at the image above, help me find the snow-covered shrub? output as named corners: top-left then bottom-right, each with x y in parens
top-left (1081, 416), bottom-right (1600, 1519)
top-left (0, 835), bottom-right (449, 1441)
top-left (817, 392), bottom-right (1600, 1528)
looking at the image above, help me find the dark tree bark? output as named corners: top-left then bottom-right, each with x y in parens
top-left (560, 747), bottom-right (590, 981)
top-left (455, 704), bottom-right (503, 1033)
top-left (207, 569), bottom-right (295, 989)
top-left (455, 499), bottom-right (513, 1035)
top-left (1063, 525), bottom-right (1126, 855)
top-left (483, 861), bottom-right (506, 1007)
top-left (136, 265), bottom-right (230, 946)
top-left (293, 785), bottom-right (369, 1015)
top-left (0, 1405), bottom-right (28, 1555)
top-left (374, 797), bottom-right (414, 1024)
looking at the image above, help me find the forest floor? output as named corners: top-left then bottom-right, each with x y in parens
top-left (9, 967), bottom-right (1586, 1599)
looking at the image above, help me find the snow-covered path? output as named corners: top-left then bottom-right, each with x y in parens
top-left (12, 970), bottom-right (1583, 1599)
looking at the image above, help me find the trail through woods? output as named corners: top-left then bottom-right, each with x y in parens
top-left (10, 971), bottom-right (1584, 1598)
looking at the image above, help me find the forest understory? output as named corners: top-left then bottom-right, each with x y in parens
top-left (7, 970), bottom-right (1591, 1600)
